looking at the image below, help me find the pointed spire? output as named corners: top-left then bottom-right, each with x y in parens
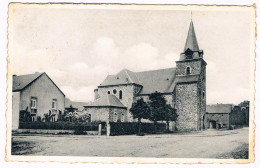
top-left (184, 20), bottom-right (199, 52)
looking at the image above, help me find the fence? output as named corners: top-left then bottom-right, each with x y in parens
top-left (109, 122), bottom-right (166, 136)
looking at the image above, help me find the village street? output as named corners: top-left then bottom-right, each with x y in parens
top-left (12, 127), bottom-right (249, 158)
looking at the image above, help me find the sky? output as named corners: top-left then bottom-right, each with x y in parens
top-left (8, 4), bottom-right (254, 104)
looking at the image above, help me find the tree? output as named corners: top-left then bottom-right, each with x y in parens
top-left (148, 92), bottom-right (167, 123)
top-left (148, 92), bottom-right (177, 131)
top-left (130, 98), bottom-right (150, 135)
top-left (238, 100), bottom-right (250, 108)
top-left (163, 104), bottom-right (177, 131)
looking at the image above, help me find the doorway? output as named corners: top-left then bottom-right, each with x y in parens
top-left (209, 120), bottom-right (216, 129)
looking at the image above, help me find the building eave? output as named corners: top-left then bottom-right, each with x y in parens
top-left (98, 83), bottom-right (143, 88)
top-left (83, 105), bottom-right (127, 109)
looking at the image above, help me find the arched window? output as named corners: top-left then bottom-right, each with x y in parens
top-left (121, 114), bottom-right (124, 122)
top-left (186, 67), bottom-right (191, 75)
top-left (119, 90), bottom-right (122, 99)
top-left (113, 112), bottom-right (117, 122)
top-left (107, 91), bottom-right (110, 94)
top-left (113, 89), bottom-right (117, 94)
top-left (202, 91), bottom-right (205, 99)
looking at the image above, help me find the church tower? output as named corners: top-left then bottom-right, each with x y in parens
top-left (175, 20), bottom-right (207, 131)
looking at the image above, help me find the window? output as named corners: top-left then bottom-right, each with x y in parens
top-left (121, 114), bottom-right (125, 122)
top-left (52, 99), bottom-right (57, 109)
top-left (51, 116), bottom-right (56, 122)
top-left (113, 112), bottom-right (117, 122)
top-left (113, 89), bottom-right (117, 94)
top-left (119, 90), bottom-right (122, 99)
top-left (31, 97), bottom-right (37, 109)
top-left (186, 67), bottom-right (191, 75)
top-left (107, 91), bottom-right (110, 94)
top-left (202, 92), bottom-right (205, 99)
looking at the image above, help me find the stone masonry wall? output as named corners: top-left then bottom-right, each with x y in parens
top-left (96, 84), bottom-right (141, 122)
top-left (175, 83), bottom-right (199, 131)
top-left (205, 113), bottom-right (230, 128)
top-left (176, 60), bottom-right (201, 75)
top-left (83, 107), bottom-right (110, 122)
top-left (83, 107), bottom-right (127, 122)
top-left (200, 63), bottom-right (207, 129)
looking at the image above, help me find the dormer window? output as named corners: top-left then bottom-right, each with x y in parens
top-left (185, 48), bottom-right (193, 59)
top-left (186, 67), bottom-right (191, 75)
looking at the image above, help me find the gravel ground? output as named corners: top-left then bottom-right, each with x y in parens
top-left (12, 127), bottom-right (249, 158)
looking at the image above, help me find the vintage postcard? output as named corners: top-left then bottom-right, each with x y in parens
top-left (6, 3), bottom-right (256, 164)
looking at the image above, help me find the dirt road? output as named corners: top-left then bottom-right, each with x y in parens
top-left (12, 127), bottom-right (249, 158)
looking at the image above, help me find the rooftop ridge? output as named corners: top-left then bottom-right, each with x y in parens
top-left (134, 67), bottom-right (176, 74)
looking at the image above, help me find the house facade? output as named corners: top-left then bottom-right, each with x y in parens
top-left (205, 104), bottom-right (249, 129)
top-left (84, 20), bottom-right (207, 131)
top-left (206, 104), bottom-right (232, 129)
top-left (12, 72), bottom-right (65, 130)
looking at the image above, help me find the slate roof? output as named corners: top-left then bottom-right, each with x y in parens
top-left (206, 104), bottom-right (233, 114)
top-left (135, 68), bottom-right (176, 94)
top-left (184, 21), bottom-right (199, 51)
top-left (13, 72), bottom-right (43, 91)
top-left (84, 95), bottom-right (126, 108)
top-left (12, 72), bottom-right (65, 96)
top-left (100, 69), bottom-right (141, 86)
top-left (100, 67), bottom-right (201, 95)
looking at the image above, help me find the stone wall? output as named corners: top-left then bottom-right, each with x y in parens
top-left (83, 107), bottom-right (127, 122)
top-left (97, 84), bottom-right (141, 122)
top-left (19, 73), bottom-right (65, 122)
top-left (205, 113), bottom-right (230, 129)
top-left (175, 83), bottom-right (199, 131)
top-left (200, 62), bottom-right (207, 129)
top-left (109, 108), bottom-right (127, 122)
top-left (176, 60), bottom-right (201, 75)
top-left (84, 107), bottom-right (110, 122)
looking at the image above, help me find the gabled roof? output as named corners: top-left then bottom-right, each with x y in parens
top-left (100, 69), bottom-right (141, 86)
top-left (206, 104), bottom-right (233, 114)
top-left (12, 72), bottom-right (65, 96)
top-left (13, 72), bottom-right (43, 91)
top-left (84, 95), bottom-right (126, 109)
top-left (135, 68), bottom-right (176, 94)
top-left (184, 21), bottom-right (199, 52)
top-left (99, 68), bottom-right (177, 94)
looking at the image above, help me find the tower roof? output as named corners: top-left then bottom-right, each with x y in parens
top-left (184, 21), bottom-right (199, 51)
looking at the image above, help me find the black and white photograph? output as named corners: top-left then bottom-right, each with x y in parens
top-left (5, 3), bottom-right (255, 164)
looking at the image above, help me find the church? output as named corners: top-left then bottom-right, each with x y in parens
top-left (83, 20), bottom-right (207, 131)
